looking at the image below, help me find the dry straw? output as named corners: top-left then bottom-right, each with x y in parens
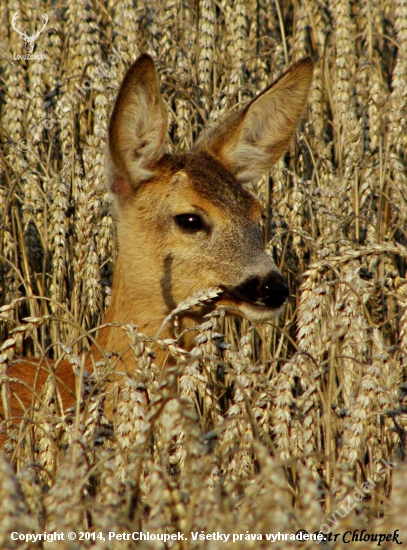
top-left (1, 0), bottom-right (406, 547)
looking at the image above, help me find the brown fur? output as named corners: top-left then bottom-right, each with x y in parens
top-left (1, 54), bottom-right (313, 441)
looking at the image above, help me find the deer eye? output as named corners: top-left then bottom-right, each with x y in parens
top-left (174, 213), bottom-right (204, 232)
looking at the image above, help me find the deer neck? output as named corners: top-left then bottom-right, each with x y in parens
top-left (94, 253), bottom-right (172, 367)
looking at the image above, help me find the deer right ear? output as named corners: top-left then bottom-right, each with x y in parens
top-left (194, 57), bottom-right (313, 183)
top-left (107, 54), bottom-right (167, 196)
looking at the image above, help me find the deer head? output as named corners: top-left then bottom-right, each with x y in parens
top-left (104, 54), bottom-right (313, 344)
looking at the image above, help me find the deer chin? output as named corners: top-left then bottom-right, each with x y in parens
top-left (215, 293), bottom-right (285, 322)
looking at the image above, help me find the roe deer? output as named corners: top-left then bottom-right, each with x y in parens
top-left (1, 54), bottom-right (313, 436)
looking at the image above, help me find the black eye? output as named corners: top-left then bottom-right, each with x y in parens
top-left (174, 213), bottom-right (204, 232)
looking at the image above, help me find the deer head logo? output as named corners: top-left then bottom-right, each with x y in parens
top-left (12, 12), bottom-right (49, 54)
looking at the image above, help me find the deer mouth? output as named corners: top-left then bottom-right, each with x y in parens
top-left (217, 276), bottom-right (289, 321)
top-left (215, 293), bottom-right (285, 322)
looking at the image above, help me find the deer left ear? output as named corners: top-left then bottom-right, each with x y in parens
top-left (194, 57), bottom-right (313, 183)
top-left (107, 54), bottom-right (168, 195)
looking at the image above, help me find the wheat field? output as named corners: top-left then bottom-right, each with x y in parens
top-left (0, 0), bottom-right (407, 548)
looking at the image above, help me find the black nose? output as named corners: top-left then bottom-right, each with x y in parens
top-left (229, 272), bottom-right (289, 309)
top-left (257, 271), bottom-right (289, 308)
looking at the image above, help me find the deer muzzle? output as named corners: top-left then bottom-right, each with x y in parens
top-left (225, 271), bottom-right (289, 310)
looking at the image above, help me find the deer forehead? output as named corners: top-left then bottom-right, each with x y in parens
top-left (136, 152), bottom-right (263, 222)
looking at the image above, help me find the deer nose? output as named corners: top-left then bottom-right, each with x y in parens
top-left (259, 271), bottom-right (290, 308)
top-left (228, 271), bottom-right (289, 309)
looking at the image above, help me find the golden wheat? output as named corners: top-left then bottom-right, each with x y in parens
top-left (0, 0), bottom-right (406, 548)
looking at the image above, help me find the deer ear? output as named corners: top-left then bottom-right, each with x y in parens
top-left (194, 57), bottom-right (313, 183)
top-left (107, 54), bottom-right (167, 195)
